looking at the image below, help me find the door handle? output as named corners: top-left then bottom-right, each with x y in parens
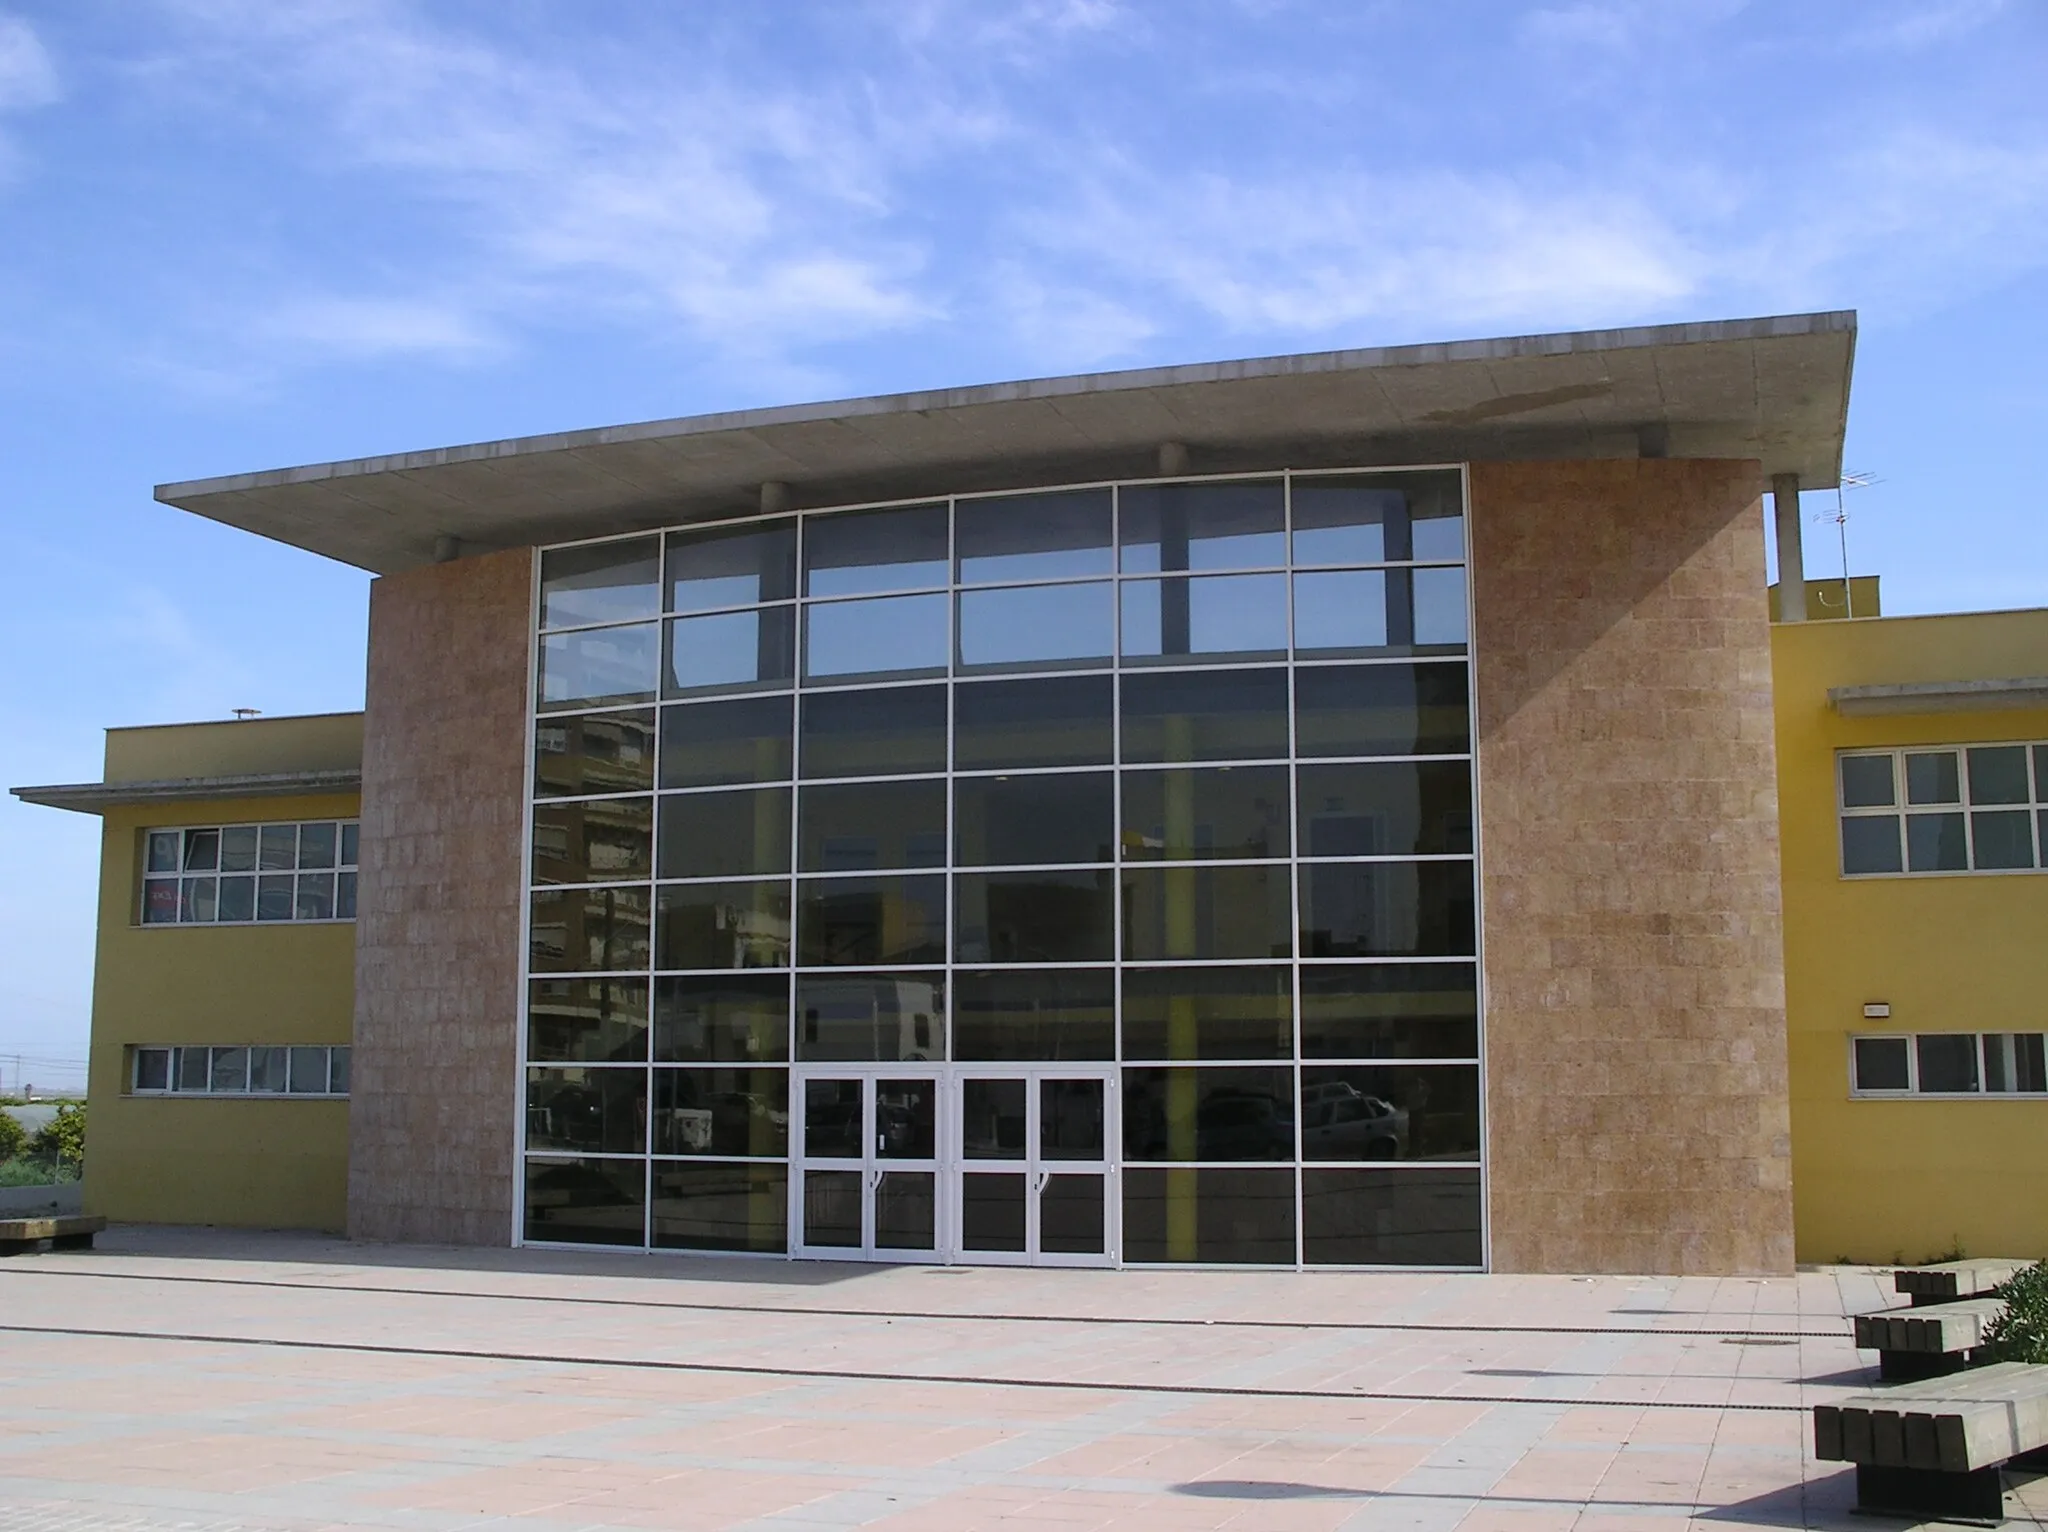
top-left (1033, 1171), bottom-right (1049, 1195)
top-left (867, 1167), bottom-right (882, 1191)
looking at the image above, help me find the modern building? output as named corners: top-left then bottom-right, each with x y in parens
top-left (23, 309), bottom-right (2036, 1274)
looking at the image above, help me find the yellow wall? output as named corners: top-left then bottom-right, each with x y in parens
top-left (1775, 609), bottom-right (2048, 1263)
top-left (84, 715), bottom-right (360, 1232)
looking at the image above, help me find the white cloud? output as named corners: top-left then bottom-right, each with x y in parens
top-left (1855, 0), bottom-right (2009, 49)
top-left (253, 294), bottom-right (498, 362)
top-left (0, 12), bottom-right (57, 111)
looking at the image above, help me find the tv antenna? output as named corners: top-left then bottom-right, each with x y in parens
top-left (232, 708), bottom-right (262, 721)
top-left (1814, 470), bottom-right (1880, 618)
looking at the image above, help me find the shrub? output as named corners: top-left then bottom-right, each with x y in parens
top-left (1977, 1262), bottom-right (2048, 1366)
top-left (0, 1111), bottom-right (25, 1162)
top-left (29, 1102), bottom-right (85, 1166)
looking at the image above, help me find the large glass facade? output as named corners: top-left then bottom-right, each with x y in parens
top-left (521, 469), bottom-right (1482, 1267)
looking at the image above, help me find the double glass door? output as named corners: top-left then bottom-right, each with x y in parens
top-left (793, 1069), bottom-right (1114, 1266)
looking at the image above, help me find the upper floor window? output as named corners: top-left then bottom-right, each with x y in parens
top-left (1838, 745), bottom-right (2047, 876)
top-left (1852, 1032), bottom-right (2047, 1096)
top-left (142, 821), bottom-right (359, 925)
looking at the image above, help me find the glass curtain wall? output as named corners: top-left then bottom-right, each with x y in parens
top-left (522, 468), bottom-right (1483, 1266)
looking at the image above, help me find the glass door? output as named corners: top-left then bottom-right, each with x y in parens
top-left (955, 1071), bottom-right (1115, 1267)
top-left (793, 1071), bottom-right (940, 1260)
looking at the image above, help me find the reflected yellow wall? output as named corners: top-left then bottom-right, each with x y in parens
top-left (1776, 609), bottom-right (2048, 1263)
top-left (83, 715), bottom-right (359, 1232)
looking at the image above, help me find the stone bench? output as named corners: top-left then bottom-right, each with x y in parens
top-left (1856, 1297), bottom-right (2007, 1381)
top-left (1897, 1259), bottom-right (2032, 1307)
top-left (1815, 1361), bottom-right (2048, 1522)
top-left (0, 1213), bottom-right (106, 1256)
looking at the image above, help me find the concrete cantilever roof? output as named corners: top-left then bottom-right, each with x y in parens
top-left (156, 310), bottom-right (1856, 576)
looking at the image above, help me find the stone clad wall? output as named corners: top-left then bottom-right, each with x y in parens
top-left (1469, 460), bottom-right (1793, 1274)
top-left (348, 548), bottom-right (534, 1244)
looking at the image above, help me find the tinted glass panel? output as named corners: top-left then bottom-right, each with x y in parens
top-left (654, 974), bottom-right (789, 1062)
top-left (295, 871), bottom-right (334, 920)
top-left (654, 880), bottom-right (791, 970)
top-left (536, 710), bottom-right (656, 798)
top-left (955, 870), bottom-right (1116, 963)
top-left (1291, 471), bottom-right (1464, 567)
top-left (1122, 864), bottom-right (1293, 961)
top-left (957, 489), bottom-right (1113, 583)
top-left (1292, 571), bottom-right (1388, 652)
top-left (962, 1078), bottom-right (1026, 1158)
top-left (877, 1079), bottom-right (938, 1160)
top-left (653, 1068), bottom-right (788, 1157)
top-left (209, 1047), bottom-right (247, 1093)
top-left (529, 887), bottom-right (652, 974)
top-left (298, 823), bottom-right (337, 870)
top-left (1042, 1080), bottom-right (1106, 1161)
top-left (1906, 750), bottom-right (1961, 805)
top-left (1121, 765), bottom-right (1288, 861)
top-left (665, 608), bottom-right (795, 695)
top-left (806, 593), bottom-right (948, 680)
top-left (1841, 816), bottom-right (1903, 875)
top-left (1906, 813), bottom-right (1967, 872)
top-left (1853, 1035), bottom-right (1910, 1091)
top-left (532, 798), bottom-right (654, 884)
top-left (1121, 574), bottom-right (1288, 660)
top-left (665, 521), bottom-right (796, 612)
top-left (652, 1162), bottom-right (786, 1253)
top-left (1301, 1065), bottom-right (1480, 1162)
top-left (796, 876), bottom-right (946, 966)
top-left (1303, 1168), bottom-right (1481, 1266)
top-left (804, 503), bottom-right (949, 596)
top-left (659, 695), bottom-right (793, 788)
top-left (134, 1048), bottom-right (170, 1092)
top-left (1839, 755), bottom-right (1896, 808)
top-left (1973, 810), bottom-right (2035, 869)
top-left (1119, 481), bottom-right (1285, 572)
top-left (1917, 1033), bottom-right (1980, 1093)
top-left (1122, 1167), bottom-right (1295, 1264)
top-left (541, 538), bottom-right (660, 629)
top-left (1124, 1066), bottom-right (1293, 1161)
top-left (797, 973), bottom-right (946, 1062)
top-left (1297, 761), bottom-right (1472, 857)
top-left (800, 686), bottom-right (947, 778)
top-left (876, 1170), bottom-right (936, 1249)
top-left (657, 787), bottom-right (792, 879)
top-left (1295, 663), bottom-right (1470, 757)
top-left (529, 976), bottom-right (651, 1063)
top-left (805, 1078), bottom-right (864, 1157)
top-left (954, 675), bottom-right (1113, 769)
top-left (524, 1157), bottom-right (645, 1246)
top-left (1300, 862), bottom-right (1476, 957)
top-left (803, 1168), bottom-right (862, 1246)
top-left (1412, 567), bottom-right (1468, 647)
top-left (800, 779), bottom-right (947, 871)
top-left (1121, 966), bottom-right (1293, 1060)
top-left (1300, 964), bottom-right (1479, 1059)
top-left (953, 969), bottom-right (1115, 1060)
top-left (1120, 668), bottom-right (1289, 763)
top-left (962, 1172), bottom-right (1027, 1251)
top-left (1968, 745), bottom-right (2031, 805)
top-left (959, 583), bottom-right (1114, 670)
top-left (526, 1067), bottom-right (647, 1154)
top-left (540, 624), bottom-right (660, 711)
top-left (956, 773), bottom-right (1114, 866)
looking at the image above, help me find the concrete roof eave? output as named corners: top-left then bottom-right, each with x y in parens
top-left (11, 768), bottom-right (364, 815)
top-left (155, 310), bottom-right (1857, 576)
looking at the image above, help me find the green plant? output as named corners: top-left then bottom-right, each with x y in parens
top-left (29, 1102), bottom-right (85, 1166)
top-left (0, 1157), bottom-right (78, 1187)
top-left (1920, 1238), bottom-right (1967, 1265)
top-left (1976, 1262), bottom-right (2048, 1365)
top-left (0, 1112), bottom-right (25, 1161)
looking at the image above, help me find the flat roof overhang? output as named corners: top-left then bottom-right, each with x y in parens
top-left (156, 310), bottom-right (1856, 576)
top-left (11, 768), bottom-right (363, 815)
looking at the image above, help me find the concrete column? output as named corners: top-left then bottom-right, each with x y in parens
top-left (760, 480), bottom-right (790, 515)
top-left (1772, 473), bottom-right (1805, 622)
top-left (1157, 441), bottom-right (1189, 477)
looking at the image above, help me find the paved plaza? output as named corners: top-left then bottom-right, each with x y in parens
top-left (0, 1229), bottom-right (2042, 1530)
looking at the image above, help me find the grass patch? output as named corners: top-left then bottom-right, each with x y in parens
top-left (0, 1157), bottom-right (78, 1188)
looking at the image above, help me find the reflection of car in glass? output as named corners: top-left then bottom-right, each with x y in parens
top-left (1301, 1084), bottom-right (1409, 1160)
top-left (1195, 1092), bottom-right (1294, 1160)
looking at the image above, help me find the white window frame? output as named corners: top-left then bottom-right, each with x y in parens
top-left (1848, 1031), bottom-right (2048, 1098)
top-left (1837, 743), bottom-right (2047, 878)
top-left (140, 820), bottom-right (361, 927)
top-left (128, 1044), bottom-right (352, 1098)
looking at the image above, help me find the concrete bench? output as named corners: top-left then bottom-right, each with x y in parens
top-left (1897, 1259), bottom-right (2032, 1307)
top-left (0, 1213), bottom-right (106, 1256)
top-left (1815, 1361), bottom-right (2048, 1522)
top-left (1856, 1297), bottom-right (2007, 1380)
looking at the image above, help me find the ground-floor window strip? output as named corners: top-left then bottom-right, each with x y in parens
top-left (1851, 1032), bottom-right (2047, 1096)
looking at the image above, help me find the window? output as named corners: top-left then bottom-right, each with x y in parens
top-left (130, 1045), bottom-right (350, 1096)
top-left (142, 821), bottom-right (359, 925)
top-left (1850, 1032), bottom-right (2048, 1095)
top-left (1839, 745), bottom-right (2047, 875)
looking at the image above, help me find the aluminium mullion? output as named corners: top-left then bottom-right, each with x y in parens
top-left (1455, 461), bottom-right (1491, 1273)
top-left (1109, 480), bottom-right (1126, 1270)
top-left (1284, 469), bottom-right (1306, 1271)
top-left (784, 509), bottom-right (808, 1259)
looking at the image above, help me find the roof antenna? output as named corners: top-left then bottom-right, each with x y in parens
top-left (232, 708), bottom-right (262, 721)
top-left (1814, 471), bottom-right (1880, 618)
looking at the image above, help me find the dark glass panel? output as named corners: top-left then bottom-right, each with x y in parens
top-left (961, 1173), bottom-right (1027, 1252)
top-left (1292, 570), bottom-right (1388, 651)
top-left (258, 825), bottom-right (295, 870)
top-left (532, 798), bottom-right (654, 884)
top-left (654, 974), bottom-right (789, 1062)
top-left (529, 887), bottom-right (652, 974)
top-left (876, 1078), bottom-right (938, 1159)
top-left (962, 1077), bottom-right (1026, 1159)
top-left (541, 538), bottom-right (660, 629)
top-left (1905, 812), bottom-right (1967, 872)
top-left (1120, 574), bottom-right (1287, 661)
top-left (524, 1157), bottom-right (646, 1247)
top-left (956, 488), bottom-right (1113, 583)
top-left (665, 520), bottom-right (797, 613)
top-left (1302, 1168), bottom-right (1481, 1266)
top-left (800, 685), bottom-right (947, 778)
top-left (1972, 810), bottom-right (2035, 869)
top-left (1123, 1066), bottom-right (1294, 1162)
top-left (1299, 862), bottom-right (1475, 958)
top-left (1300, 964), bottom-right (1479, 1060)
top-left (537, 711), bottom-right (656, 798)
top-left (1852, 1035), bottom-right (1909, 1092)
top-left (209, 1047), bottom-right (248, 1093)
top-left (335, 872), bottom-right (357, 921)
top-left (1905, 750), bottom-right (1961, 805)
top-left (1839, 755), bottom-right (1896, 809)
top-left (1300, 1065), bottom-right (1480, 1162)
top-left (1917, 1033), bottom-right (1979, 1093)
top-left (528, 976), bottom-right (651, 1063)
top-left (1119, 480), bottom-right (1285, 573)
top-left (1968, 745), bottom-right (2031, 805)
top-left (1121, 864), bottom-right (1292, 961)
top-left (340, 823), bottom-right (359, 866)
top-left (652, 1067), bottom-right (788, 1157)
top-left (876, 1170), bottom-right (937, 1251)
top-left (955, 870), bottom-right (1116, 963)
top-left (295, 868), bottom-right (335, 916)
top-left (803, 503), bottom-right (949, 597)
top-left (142, 879), bottom-right (179, 924)
top-left (796, 875), bottom-right (946, 966)
top-left (525, 1067), bottom-right (646, 1154)
top-left (657, 787), bottom-right (792, 879)
top-left (1122, 1167), bottom-right (1295, 1264)
top-left (804, 1078), bottom-right (864, 1157)
top-left (803, 1169), bottom-right (862, 1247)
top-left (1120, 668), bottom-right (1289, 764)
top-left (651, 1163), bottom-right (787, 1253)
top-left (217, 875), bottom-right (255, 922)
top-left (800, 779), bottom-right (947, 871)
top-left (954, 674), bottom-right (1113, 770)
top-left (540, 624), bottom-right (660, 711)
top-left (287, 1047), bottom-right (326, 1093)
top-left (220, 826), bottom-right (257, 872)
top-left (1297, 761), bottom-right (1472, 858)
top-left (298, 823), bottom-right (338, 870)
top-left (1291, 470), bottom-right (1464, 566)
top-left (654, 880), bottom-right (791, 970)
top-left (183, 828), bottom-right (220, 871)
top-left (146, 829), bottom-right (179, 873)
top-left (1041, 1079), bottom-right (1106, 1160)
top-left (180, 877), bottom-right (217, 922)
top-left (1041, 1175), bottom-right (1106, 1254)
top-left (1294, 663), bottom-right (1469, 758)
top-left (953, 969), bottom-right (1115, 1061)
top-left (256, 874), bottom-right (293, 921)
top-left (665, 607), bottom-right (795, 695)
top-left (796, 972), bottom-right (946, 1062)
top-left (955, 773), bottom-right (1114, 867)
top-left (1121, 766), bottom-right (1288, 861)
top-left (1841, 816), bottom-right (1903, 875)
top-left (1412, 567), bottom-right (1468, 647)
top-left (806, 593), bottom-right (949, 681)
top-left (134, 1048), bottom-right (170, 1092)
top-left (959, 583), bottom-right (1113, 670)
top-left (659, 695), bottom-right (793, 788)
top-left (1121, 966), bottom-right (1292, 1060)
top-left (248, 1047), bottom-right (287, 1093)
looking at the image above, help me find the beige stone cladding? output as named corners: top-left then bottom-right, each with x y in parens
top-left (348, 548), bottom-right (534, 1244)
top-left (1469, 459), bottom-right (1792, 1275)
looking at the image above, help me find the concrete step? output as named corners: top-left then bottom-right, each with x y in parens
top-left (1895, 1258), bottom-right (2031, 1305)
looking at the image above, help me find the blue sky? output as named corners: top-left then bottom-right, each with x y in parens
top-left (1, 0), bottom-right (2044, 1084)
